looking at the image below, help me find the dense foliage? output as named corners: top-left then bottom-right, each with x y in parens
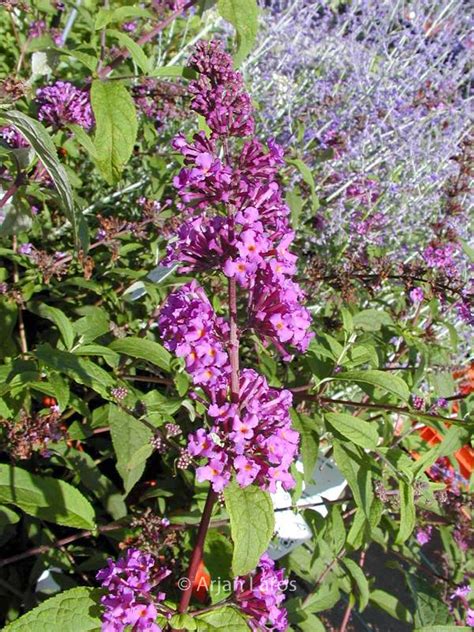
top-left (0, 1), bottom-right (472, 631)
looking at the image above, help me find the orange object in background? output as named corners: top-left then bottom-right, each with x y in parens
top-left (192, 560), bottom-right (210, 603)
top-left (419, 425), bottom-right (473, 480)
top-left (417, 362), bottom-right (474, 482)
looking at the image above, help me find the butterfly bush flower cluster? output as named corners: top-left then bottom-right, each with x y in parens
top-left (96, 548), bottom-right (170, 632)
top-left (36, 81), bottom-right (94, 130)
top-left (0, 126), bottom-right (29, 149)
top-left (158, 280), bottom-right (230, 389)
top-left (234, 554), bottom-right (289, 631)
top-left (158, 39), bottom-right (313, 498)
top-left (188, 369), bottom-right (298, 492)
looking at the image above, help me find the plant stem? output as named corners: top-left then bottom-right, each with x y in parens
top-left (302, 548), bottom-right (347, 607)
top-left (305, 395), bottom-right (461, 424)
top-left (0, 180), bottom-right (20, 209)
top-left (12, 236), bottom-right (28, 356)
top-left (0, 522), bottom-right (122, 568)
top-left (339, 549), bottom-right (366, 632)
top-left (98, 0), bottom-right (198, 78)
top-left (228, 277), bottom-right (240, 402)
top-left (178, 487), bottom-right (218, 614)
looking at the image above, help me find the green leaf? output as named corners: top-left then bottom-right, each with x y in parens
top-left (224, 481), bottom-right (275, 577)
top-left (109, 336), bottom-right (171, 371)
top-left (0, 199), bottom-right (33, 236)
top-left (333, 441), bottom-right (373, 517)
top-left (414, 627), bottom-right (471, 632)
top-left (95, 8), bottom-right (113, 29)
top-left (407, 575), bottom-right (451, 628)
top-left (195, 606), bottom-right (250, 631)
top-left (4, 587), bottom-right (101, 631)
top-left (111, 6), bottom-right (152, 22)
top-left (53, 46), bottom-right (98, 71)
top-left (291, 411), bottom-right (319, 485)
top-left (170, 614), bottom-right (196, 630)
top-left (147, 263), bottom-right (179, 284)
top-left (108, 404), bottom-right (153, 495)
top-left (204, 530), bottom-right (233, 601)
top-left (95, 6), bottom-right (151, 29)
top-left (151, 66), bottom-right (199, 79)
top-left (396, 479), bottom-right (416, 544)
top-left (29, 303), bottom-right (75, 350)
top-left (288, 158), bottom-right (319, 211)
top-left (325, 412), bottom-right (378, 450)
top-left (353, 309), bottom-right (393, 331)
top-left (331, 370), bottom-right (410, 401)
top-left (303, 581), bottom-right (340, 613)
top-left (217, 0), bottom-right (259, 66)
top-left (369, 589), bottom-right (413, 624)
top-left (55, 445), bottom-right (126, 520)
top-left (35, 343), bottom-right (115, 399)
top-left (73, 308), bottom-right (110, 344)
top-left (297, 613), bottom-right (326, 632)
top-left (410, 425), bottom-right (470, 477)
top-left (0, 465), bottom-right (95, 529)
top-left (90, 80), bottom-right (138, 184)
top-left (73, 344), bottom-right (120, 369)
top-left (69, 123), bottom-right (98, 160)
top-left (1, 110), bottom-right (86, 249)
top-left (0, 504), bottom-right (20, 527)
top-left (342, 558), bottom-right (369, 611)
top-left (107, 30), bottom-right (151, 74)
top-left (328, 505), bottom-right (346, 553)
top-left (48, 371), bottom-right (70, 411)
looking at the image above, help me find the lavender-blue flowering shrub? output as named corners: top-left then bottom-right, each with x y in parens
top-left (250, 0), bottom-right (473, 333)
top-left (0, 1), bottom-right (472, 631)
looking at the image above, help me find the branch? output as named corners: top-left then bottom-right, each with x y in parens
top-left (0, 522), bottom-right (123, 568)
top-left (304, 395), bottom-right (464, 424)
top-left (339, 549), bottom-right (366, 632)
top-left (177, 487), bottom-right (218, 614)
top-left (98, 0), bottom-right (198, 79)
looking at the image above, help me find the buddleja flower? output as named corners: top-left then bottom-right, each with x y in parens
top-left (188, 40), bottom-right (254, 137)
top-left (0, 126), bottom-right (29, 148)
top-left (162, 41), bottom-right (312, 358)
top-left (96, 548), bottom-right (170, 632)
top-left (157, 281), bottom-right (230, 389)
top-left (187, 369), bottom-right (298, 492)
top-left (234, 554), bottom-right (289, 631)
top-left (158, 40), bottom-right (310, 496)
top-left (36, 81), bottom-right (94, 130)
top-left (415, 526), bottom-right (432, 545)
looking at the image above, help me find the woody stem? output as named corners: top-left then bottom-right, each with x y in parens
top-left (178, 488), bottom-right (217, 614)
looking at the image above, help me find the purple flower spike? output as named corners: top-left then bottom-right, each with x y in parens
top-left (234, 554), bottom-right (289, 631)
top-left (96, 548), bottom-right (170, 632)
top-left (36, 81), bottom-right (94, 130)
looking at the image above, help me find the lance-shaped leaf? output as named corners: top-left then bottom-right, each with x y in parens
top-left (325, 412), bottom-right (379, 450)
top-left (0, 465), bottom-right (95, 529)
top-left (1, 110), bottom-right (87, 249)
top-left (217, 0), bottom-right (259, 66)
top-left (90, 80), bottom-right (138, 184)
top-left (108, 404), bottom-right (153, 495)
top-left (330, 369), bottom-right (410, 401)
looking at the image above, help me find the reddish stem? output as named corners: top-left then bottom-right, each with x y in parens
top-left (339, 550), bottom-right (366, 632)
top-left (228, 277), bottom-right (240, 402)
top-left (301, 395), bottom-right (460, 424)
top-left (0, 180), bottom-right (20, 209)
top-left (178, 488), bottom-right (217, 613)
